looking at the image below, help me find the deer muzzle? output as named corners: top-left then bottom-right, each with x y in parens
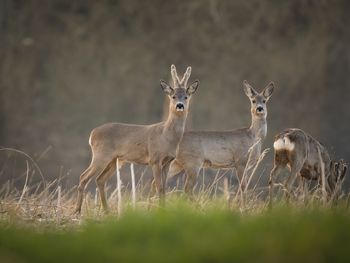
top-left (176, 103), bottom-right (185, 111)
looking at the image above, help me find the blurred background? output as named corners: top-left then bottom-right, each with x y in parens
top-left (0, 0), bottom-right (349, 189)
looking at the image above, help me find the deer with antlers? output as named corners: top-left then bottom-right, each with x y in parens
top-left (269, 128), bottom-right (347, 203)
top-left (168, 80), bottom-right (274, 197)
top-left (74, 65), bottom-right (199, 214)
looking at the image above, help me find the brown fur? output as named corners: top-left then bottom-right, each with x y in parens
top-left (74, 65), bottom-right (199, 213)
top-left (168, 80), bottom-right (274, 196)
top-left (269, 128), bottom-right (347, 197)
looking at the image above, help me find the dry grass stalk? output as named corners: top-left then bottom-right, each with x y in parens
top-left (232, 138), bottom-right (269, 209)
top-left (116, 159), bottom-right (122, 216)
top-left (130, 163), bottom-right (136, 209)
top-left (17, 161), bottom-right (30, 207)
top-left (0, 146), bottom-right (347, 227)
top-left (317, 147), bottom-right (327, 205)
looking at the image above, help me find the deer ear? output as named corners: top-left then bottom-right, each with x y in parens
top-left (342, 165), bottom-right (347, 179)
top-left (160, 80), bottom-right (174, 95)
top-left (243, 80), bottom-right (257, 98)
top-left (187, 80), bottom-right (199, 95)
top-left (262, 82), bottom-right (274, 100)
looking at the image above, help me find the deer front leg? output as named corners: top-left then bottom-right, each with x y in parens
top-left (151, 164), bottom-right (165, 206)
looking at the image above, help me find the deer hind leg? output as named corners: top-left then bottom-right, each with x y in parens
top-left (284, 162), bottom-right (303, 201)
top-left (148, 179), bottom-right (157, 200)
top-left (160, 157), bottom-right (173, 195)
top-left (75, 166), bottom-right (92, 214)
top-left (75, 158), bottom-right (112, 214)
top-left (148, 174), bottom-right (161, 206)
top-left (299, 176), bottom-right (308, 204)
top-left (268, 164), bottom-right (284, 209)
top-left (167, 160), bottom-right (184, 178)
top-left (235, 165), bottom-right (246, 192)
top-left (183, 164), bottom-right (201, 200)
top-left (95, 160), bottom-right (117, 213)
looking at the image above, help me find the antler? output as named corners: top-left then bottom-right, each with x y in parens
top-left (180, 66), bottom-right (192, 86)
top-left (171, 64), bottom-right (180, 87)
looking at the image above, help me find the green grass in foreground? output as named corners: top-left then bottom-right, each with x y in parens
top-left (1, 205), bottom-right (350, 263)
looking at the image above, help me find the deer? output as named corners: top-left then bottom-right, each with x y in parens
top-left (167, 80), bottom-right (274, 197)
top-left (74, 64), bottom-right (199, 214)
top-left (269, 128), bottom-right (347, 204)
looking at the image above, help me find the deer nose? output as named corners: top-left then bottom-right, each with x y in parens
top-left (257, 106), bottom-right (264, 112)
top-left (176, 103), bottom-right (185, 111)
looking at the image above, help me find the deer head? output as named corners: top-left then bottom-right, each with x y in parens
top-left (331, 159), bottom-right (348, 182)
top-left (327, 159), bottom-right (347, 193)
top-left (243, 80), bottom-right (274, 119)
top-left (160, 64), bottom-right (199, 116)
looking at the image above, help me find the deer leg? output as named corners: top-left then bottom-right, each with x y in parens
top-left (75, 166), bottom-right (92, 214)
top-left (95, 161), bottom-right (117, 213)
top-left (160, 157), bottom-right (173, 196)
top-left (152, 164), bottom-right (165, 206)
top-left (161, 166), bottom-right (169, 198)
top-left (300, 176), bottom-right (308, 205)
top-left (184, 166), bottom-right (200, 200)
top-left (148, 159), bottom-right (172, 207)
top-left (284, 163), bottom-right (303, 201)
top-left (147, 179), bottom-right (158, 210)
top-left (75, 158), bottom-right (111, 214)
top-left (235, 165), bottom-right (246, 192)
top-left (268, 164), bottom-right (284, 209)
top-left (148, 179), bottom-right (156, 199)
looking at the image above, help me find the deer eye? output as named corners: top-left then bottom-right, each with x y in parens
top-left (172, 96), bottom-right (176, 99)
top-left (185, 96), bottom-right (188, 100)
top-left (252, 100), bottom-right (256, 103)
top-left (263, 100), bottom-right (266, 103)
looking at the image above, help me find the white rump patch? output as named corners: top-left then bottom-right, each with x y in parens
top-left (273, 138), bottom-right (285, 150)
top-left (273, 137), bottom-right (295, 151)
top-left (284, 137), bottom-right (295, 151)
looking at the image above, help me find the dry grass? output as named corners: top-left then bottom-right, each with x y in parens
top-left (0, 146), bottom-right (348, 228)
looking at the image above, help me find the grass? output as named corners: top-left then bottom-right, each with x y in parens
top-left (1, 205), bottom-right (350, 263)
top-left (0, 147), bottom-right (349, 262)
top-left (0, 179), bottom-right (349, 263)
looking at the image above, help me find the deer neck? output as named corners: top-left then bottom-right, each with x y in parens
top-left (164, 110), bottom-right (187, 138)
top-left (249, 114), bottom-right (267, 140)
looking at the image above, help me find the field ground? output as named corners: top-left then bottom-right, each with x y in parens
top-left (0, 179), bottom-right (350, 263)
top-left (1, 203), bottom-right (350, 263)
top-left (0, 147), bottom-right (349, 262)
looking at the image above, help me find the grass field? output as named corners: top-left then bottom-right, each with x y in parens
top-left (1, 177), bottom-right (350, 263)
top-left (0, 148), bottom-right (349, 263)
top-left (1, 203), bottom-right (350, 263)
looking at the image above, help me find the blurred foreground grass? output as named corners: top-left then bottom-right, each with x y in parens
top-left (1, 205), bottom-right (350, 263)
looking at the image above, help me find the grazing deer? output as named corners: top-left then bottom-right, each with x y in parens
top-left (74, 65), bottom-right (199, 214)
top-left (168, 80), bottom-right (274, 197)
top-left (269, 128), bottom-right (347, 201)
